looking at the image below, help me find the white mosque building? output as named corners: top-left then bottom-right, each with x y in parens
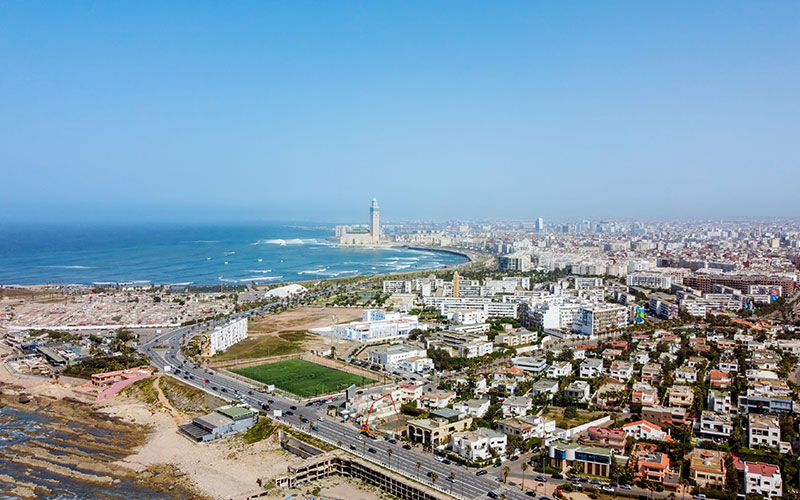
top-left (337, 198), bottom-right (385, 246)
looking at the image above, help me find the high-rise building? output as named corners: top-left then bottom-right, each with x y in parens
top-left (452, 271), bottom-right (460, 298)
top-left (535, 217), bottom-right (544, 232)
top-left (370, 198), bottom-right (380, 239)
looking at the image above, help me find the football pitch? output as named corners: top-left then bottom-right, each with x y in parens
top-left (231, 359), bottom-right (376, 397)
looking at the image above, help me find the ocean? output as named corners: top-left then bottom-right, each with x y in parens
top-left (0, 222), bottom-right (466, 286)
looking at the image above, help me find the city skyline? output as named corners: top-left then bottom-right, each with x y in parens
top-left (2, 2), bottom-right (799, 222)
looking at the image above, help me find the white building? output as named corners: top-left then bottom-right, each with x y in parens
top-left (321, 310), bottom-right (419, 344)
top-left (450, 309), bottom-right (488, 325)
top-left (450, 428), bottom-right (507, 462)
top-left (564, 380), bottom-right (591, 402)
top-left (368, 344), bottom-right (427, 367)
top-left (748, 414), bottom-right (781, 449)
top-left (626, 272), bottom-right (673, 290)
top-left (453, 399), bottom-right (491, 419)
top-left (200, 317), bottom-right (248, 356)
top-left (383, 280), bottom-right (412, 294)
top-left (580, 358), bottom-right (603, 379)
top-left (707, 390), bottom-right (733, 415)
top-left (501, 396), bottom-right (532, 417)
top-left (621, 420), bottom-right (672, 442)
top-left (743, 462), bottom-right (783, 499)
top-left (514, 356), bottom-right (547, 373)
top-left (609, 361), bottom-right (634, 382)
top-left (547, 361), bottom-right (573, 379)
top-left (575, 304), bottom-right (628, 335)
top-left (699, 411), bottom-right (733, 441)
top-left (398, 356), bottom-right (434, 373)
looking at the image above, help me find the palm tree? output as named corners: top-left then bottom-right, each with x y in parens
top-left (449, 472), bottom-right (456, 493)
top-left (387, 448), bottom-right (393, 468)
top-left (503, 465), bottom-right (510, 484)
top-left (430, 471), bottom-right (438, 488)
top-left (521, 462), bottom-right (529, 491)
top-left (337, 440), bottom-right (342, 448)
top-left (416, 461), bottom-right (422, 479)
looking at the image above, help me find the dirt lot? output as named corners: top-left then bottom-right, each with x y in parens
top-left (213, 307), bottom-right (364, 362)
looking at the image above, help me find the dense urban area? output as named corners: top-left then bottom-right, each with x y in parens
top-left (2, 217), bottom-right (800, 500)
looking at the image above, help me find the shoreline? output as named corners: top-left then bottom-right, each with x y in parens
top-left (0, 245), bottom-right (476, 289)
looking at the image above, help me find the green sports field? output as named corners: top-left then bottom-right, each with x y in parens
top-left (231, 359), bottom-right (375, 397)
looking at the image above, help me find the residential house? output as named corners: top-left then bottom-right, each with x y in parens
top-left (622, 420), bottom-right (672, 442)
top-left (496, 416), bottom-right (556, 440)
top-left (547, 360), bottom-right (573, 379)
top-left (631, 382), bottom-right (658, 406)
top-left (699, 411), bottom-right (733, 442)
top-left (406, 416), bottom-right (473, 447)
top-left (450, 427), bottom-right (507, 462)
top-left (594, 381), bottom-right (628, 409)
top-left (564, 380), bottom-right (591, 403)
top-left (421, 389), bottom-right (456, 409)
top-left (630, 444), bottom-right (675, 489)
top-left (609, 361), bottom-right (634, 382)
top-left (743, 462), bottom-right (783, 498)
top-left (718, 357), bottom-right (739, 373)
top-left (579, 426), bottom-right (626, 454)
top-left (602, 348), bottom-right (624, 360)
top-left (642, 405), bottom-right (689, 427)
top-left (667, 385), bottom-right (695, 408)
top-left (513, 356), bottom-right (547, 373)
top-left (501, 396), bottom-right (532, 417)
top-left (641, 363), bottom-right (662, 384)
top-left (631, 351), bottom-right (651, 364)
top-left (453, 398), bottom-right (490, 419)
top-left (708, 370), bottom-right (732, 389)
top-left (748, 414), bottom-right (781, 450)
top-left (675, 365), bottom-right (698, 384)
top-left (580, 358), bottom-right (603, 379)
top-left (689, 449), bottom-right (726, 488)
top-left (707, 390), bottom-right (733, 415)
top-left (531, 379), bottom-right (560, 401)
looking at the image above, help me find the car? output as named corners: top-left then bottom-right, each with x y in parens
top-left (692, 495), bottom-right (706, 500)
top-left (540, 497), bottom-right (551, 500)
top-left (285, 410), bottom-right (294, 416)
top-left (221, 388), bottom-right (227, 392)
top-left (567, 476), bottom-right (577, 481)
top-left (261, 404), bottom-right (271, 411)
top-left (493, 462), bottom-right (501, 468)
top-left (268, 399), bottom-right (274, 404)
top-left (290, 406), bottom-right (297, 410)
top-left (389, 439), bottom-right (397, 444)
top-left (305, 402), bottom-right (313, 407)
top-left (356, 435), bottom-right (363, 441)
top-left (427, 471), bottom-right (434, 478)
top-left (552, 473), bottom-right (564, 479)
top-left (511, 456), bottom-right (519, 461)
top-left (434, 456), bottom-right (444, 462)
top-left (476, 470), bottom-right (488, 476)
top-left (571, 483), bottom-right (582, 489)
top-left (350, 444), bottom-right (357, 450)
top-left (602, 486), bottom-right (614, 492)
top-left (402, 444), bottom-right (411, 450)
top-left (311, 425), bottom-right (319, 431)
top-left (619, 484), bottom-right (632, 490)
top-left (248, 390), bottom-right (253, 395)
top-left (318, 416), bottom-right (324, 422)
top-left (211, 386), bottom-right (217, 391)
top-left (300, 418), bottom-right (309, 423)
top-left (368, 448), bottom-right (376, 453)
top-left (590, 480), bottom-right (602, 485)
top-left (442, 459), bottom-right (452, 465)
top-left (487, 493), bottom-right (498, 499)
top-left (535, 476), bottom-right (547, 483)
top-left (579, 478), bottom-right (588, 483)
top-left (526, 492), bottom-right (536, 497)
top-left (203, 378), bottom-right (209, 383)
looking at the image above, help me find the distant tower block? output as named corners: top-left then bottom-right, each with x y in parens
top-left (452, 271), bottom-right (460, 298)
top-left (370, 198), bottom-right (380, 239)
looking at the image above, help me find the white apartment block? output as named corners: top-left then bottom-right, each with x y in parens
top-left (547, 361), bottom-right (573, 378)
top-left (450, 309), bottom-right (488, 325)
top-left (498, 253), bottom-right (531, 272)
top-left (382, 280), bottom-right (412, 294)
top-left (609, 361), bottom-right (634, 382)
top-left (200, 317), bottom-right (248, 356)
top-left (423, 296), bottom-right (518, 319)
top-left (514, 356), bottom-right (547, 373)
top-left (575, 304), bottom-right (628, 335)
top-left (495, 330), bottom-right (536, 346)
top-left (502, 396), bottom-right (533, 417)
top-left (426, 331), bottom-right (494, 359)
top-left (626, 272), bottom-right (673, 290)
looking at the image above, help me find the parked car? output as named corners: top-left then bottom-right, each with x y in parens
top-left (476, 470), bottom-right (488, 476)
top-left (602, 485), bottom-right (614, 492)
top-left (487, 493), bottom-right (498, 499)
top-left (692, 495), bottom-right (706, 500)
top-left (368, 448), bottom-right (376, 453)
top-left (525, 492), bottom-right (536, 498)
top-left (552, 473), bottom-right (564, 479)
top-left (619, 484), bottom-right (632, 490)
top-left (535, 476), bottom-right (548, 482)
top-left (402, 444), bottom-right (411, 450)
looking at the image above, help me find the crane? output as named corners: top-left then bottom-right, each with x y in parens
top-left (360, 392), bottom-right (399, 437)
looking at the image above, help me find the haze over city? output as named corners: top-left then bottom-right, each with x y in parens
top-left (2, 2), bottom-right (799, 222)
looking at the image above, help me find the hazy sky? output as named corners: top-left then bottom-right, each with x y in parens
top-left (1, 1), bottom-right (798, 223)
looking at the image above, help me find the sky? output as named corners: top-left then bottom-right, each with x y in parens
top-left (1, 1), bottom-right (798, 223)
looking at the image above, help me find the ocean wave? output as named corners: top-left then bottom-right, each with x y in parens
top-left (223, 251), bottom-right (236, 255)
top-left (297, 268), bottom-right (328, 275)
top-left (247, 269), bottom-right (273, 273)
top-left (252, 238), bottom-right (331, 246)
top-left (47, 265), bottom-right (94, 269)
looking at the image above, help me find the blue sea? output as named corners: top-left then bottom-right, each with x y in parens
top-left (0, 222), bottom-right (465, 285)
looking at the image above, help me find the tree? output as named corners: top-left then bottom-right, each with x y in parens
top-left (521, 462), bottom-right (529, 491)
top-left (416, 461), bottom-right (422, 479)
top-left (387, 448), bottom-right (393, 468)
top-left (449, 472), bottom-right (456, 492)
top-left (503, 465), bottom-right (510, 483)
top-left (430, 471), bottom-right (438, 487)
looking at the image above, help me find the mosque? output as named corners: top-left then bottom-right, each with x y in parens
top-left (337, 198), bottom-right (384, 246)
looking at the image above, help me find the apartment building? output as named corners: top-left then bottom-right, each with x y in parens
top-left (495, 330), bottom-right (536, 347)
top-left (579, 426), bottom-right (626, 454)
top-left (667, 385), bottom-right (695, 408)
top-left (564, 380), bottom-right (591, 402)
top-left (425, 331), bottom-right (494, 359)
top-left (200, 317), bottom-right (248, 356)
top-left (368, 344), bottom-right (428, 368)
top-left (496, 416), bottom-right (556, 440)
top-left (406, 416), bottom-right (473, 447)
top-left (453, 398), bottom-right (491, 419)
top-left (514, 356), bottom-right (547, 373)
top-left (580, 358), bottom-right (604, 378)
top-left (642, 406), bottom-right (689, 427)
top-left (609, 361), bottom-right (634, 382)
top-left (547, 360), bottom-right (573, 378)
top-left (699, 411), bottom-right (733, 441)
top-left (627, 272), bottom-right (673, 290)
top-left (743, 462), bottom-right (783, 498)
top-left (575, 304), bottom-right (628, 335)
top-left (501, 396), bottom-right (532, 417)
top-left (641, 363), bottom-right (662, 384)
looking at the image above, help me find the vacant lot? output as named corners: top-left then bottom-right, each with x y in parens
top-left (542, 407), bottom-right (612, 429)
top-left (232, 359), bottom-right (375, 397)
top-left (213, 306), bottom-right (363, 362)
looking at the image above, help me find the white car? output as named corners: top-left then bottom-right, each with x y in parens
top-left (318, 416), bottom-right (324, 422)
